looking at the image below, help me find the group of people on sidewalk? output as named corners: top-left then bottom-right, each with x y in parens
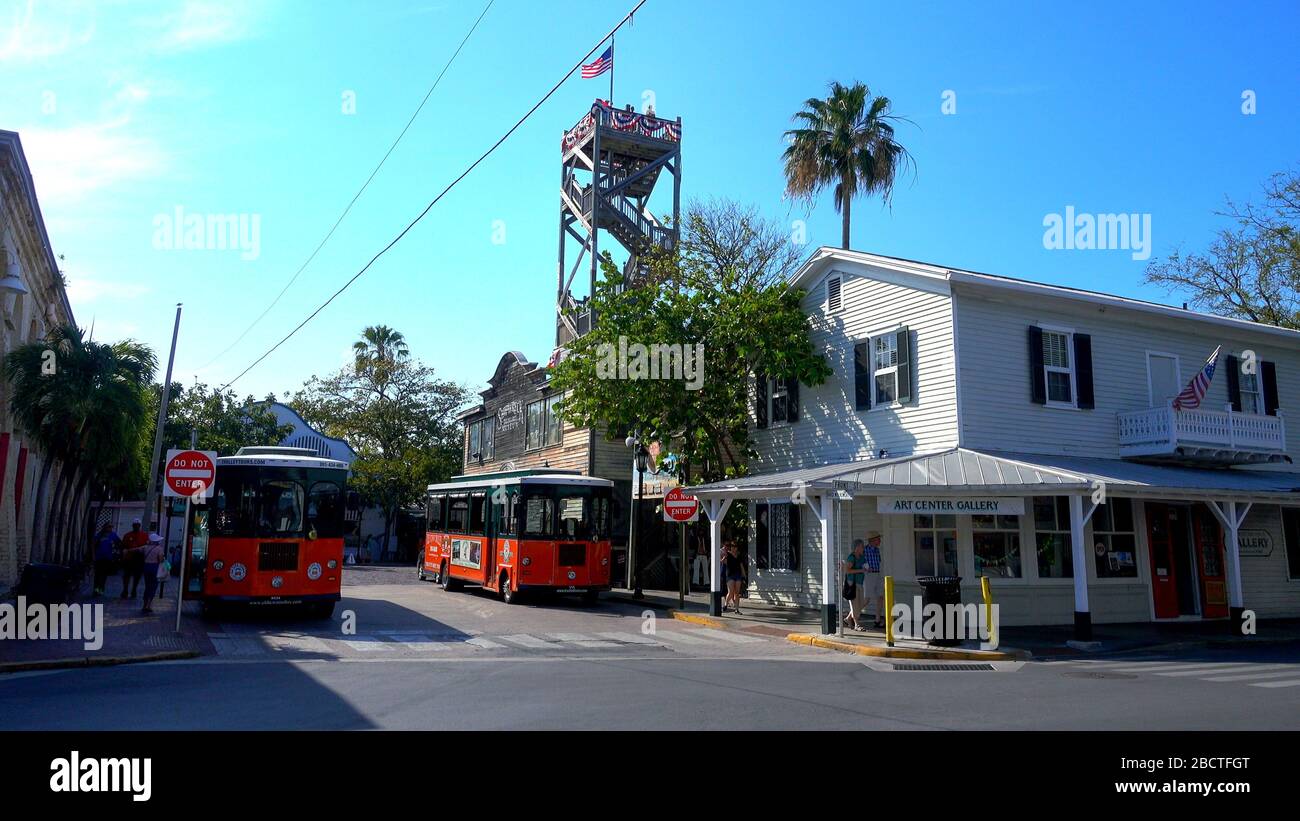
top-left (92, 518), bottom-right (172, 615)
top-left (842, 532), bottom-right (885, 631)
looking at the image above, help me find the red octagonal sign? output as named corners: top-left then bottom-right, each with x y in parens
top-left (164, 449), bottom-right (217, 498)
top-left (663, 486), bottom-right (699, 523)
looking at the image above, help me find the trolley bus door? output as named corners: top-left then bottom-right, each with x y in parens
top-left (183, 504), bottom-right (210, 600)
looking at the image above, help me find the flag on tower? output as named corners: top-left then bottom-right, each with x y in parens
top-left (582, 46), bottom-right (613, 79)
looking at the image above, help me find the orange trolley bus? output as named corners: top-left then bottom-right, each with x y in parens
top-left (418, 469), bottom-right (614, 604)
top-left (184, 446), bottom-right (352, 619)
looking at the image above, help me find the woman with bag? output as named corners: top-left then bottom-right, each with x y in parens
top-left (842, 539), bottom-right (868, 631)
top-left (140, 533), bottom-right (166, 614)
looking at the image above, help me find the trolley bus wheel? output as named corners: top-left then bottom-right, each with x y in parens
top-left (416, 559), bottom-right (427, 582)
top-left (440, 563), bottom-right (459, 591)
top-left (500, 574), bottom-right (517, 605)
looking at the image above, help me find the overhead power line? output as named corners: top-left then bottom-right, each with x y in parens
top-left (201, 0), bottom-right (497, 371)
top-left (220, 0), bottom-right (648, 391)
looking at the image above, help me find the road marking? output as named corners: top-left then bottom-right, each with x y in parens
top-left (498, 634), bottom-right (554, 649)
top-left (1202, 667), bottom-right (1299, 682)
top-left (339, 638), bottom-right (392, 652)
top-left (597, 631), bottom-right (661, 645)
top-left (1092, 662), bottom-right (1179, 672)
top-left (1248, 678), bottom-right (1300, 688)
top-left (652, 630), bottom-right (711, 644)
top-left (465, 637), bottom-right (505, 650)
top-left (683, 628), bottom-right (765, 644)
top-left (1152, 664), bottom-right (1255, 677)
top-left (264, 635), bottom-right (333, 654)
top-left (542, 632), bottom-right (620, 648)
top-left (381, 633), bottom-right (449, 652)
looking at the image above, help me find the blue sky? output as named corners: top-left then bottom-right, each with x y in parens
top-left (2, 0), bottom-right (1298, 400)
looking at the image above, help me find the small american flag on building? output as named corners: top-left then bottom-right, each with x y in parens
top-left (581, 46), bottom-right (613, 79)
top-left (1172, 345), bottom-right (1221, 410)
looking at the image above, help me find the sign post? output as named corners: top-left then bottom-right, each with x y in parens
top-left (164, 445), bottom-right (216, 633)
top-left (663, 487), bottom-right (699, 610)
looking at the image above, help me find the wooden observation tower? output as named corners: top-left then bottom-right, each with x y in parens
top-left (556, 101), bottom-right (682, 346)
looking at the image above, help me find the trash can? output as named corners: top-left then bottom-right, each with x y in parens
top-left (16, 563), bottom-right (75, 604)
top-left (915, 575), bottom-right (963, 646)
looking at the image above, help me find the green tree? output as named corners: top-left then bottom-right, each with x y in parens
top-left (4, 324), bottom-right (156, 564)
top-left (292, 327), bottom-right (467, 557)
top-left (550, 200), bottom-right (831, 484)
top-left (1145, 169), bottom-right (1300, 329)
top-left (783, 80), bottom-right (914, 250)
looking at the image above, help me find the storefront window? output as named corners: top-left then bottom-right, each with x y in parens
top-left (973, 514), bottom-right (1021, 578)
top-left (1092, 498), bottom-right (1137, 578)
top-left (1284, 508), bottom-right (1300, 581)
top-left (1033, 496), bottom-right (1072, 578)
top-left (913, 514), bottom-right (958, 577)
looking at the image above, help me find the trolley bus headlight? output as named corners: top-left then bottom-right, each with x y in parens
top-left (271, 576), bottom-right (284, 589)
top-left (212, 560), bottom-right (225, 571)
top-left (307, 562), bottom-right (322, 580)
top-left (228, 563), bottom-right (246, 581)
top-left (327, 560), bottom-right (338, 569)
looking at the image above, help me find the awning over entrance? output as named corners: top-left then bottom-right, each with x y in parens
top-left (687, 447), bottom-right (1300, 501)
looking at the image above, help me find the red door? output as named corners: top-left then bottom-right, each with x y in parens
top-left (1146, 503), bottom-right (1181, 619)
top-left (1192, 506), bottom-right (1228, 619)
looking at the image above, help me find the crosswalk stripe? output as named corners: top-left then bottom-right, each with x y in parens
top-left (597, 631), bottom-right (661, 645)
top-left (683, 628), bottom-right (765, 644)
top-left (339, 638), bottom-right (392, 652)
top-left (265, 635), bottom-right (332, 654)
top-left (1248, 678), bottom-right (1300, 688)
top-left (1076, 661), bottom-right (1170, 670)
top-left (1152, 664), bottom-right (1254, 677)
top-left (541, 632), bottom-right (620, 648)
top-left (1202, 668), bottom-right (1299, 682)
top-left (653, 630), bottom-right (711, 644)
top-left (465, 637), bottom-right (505, 650)
top-left (497, 634), bottom-right (553, 649)
top-left (381, 634), bottom-right (449, 652)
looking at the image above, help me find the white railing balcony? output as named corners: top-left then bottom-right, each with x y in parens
top-left (1117, 404), bottom-right (1288, 464)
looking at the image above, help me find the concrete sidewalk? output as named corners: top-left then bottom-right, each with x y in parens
top-left (605, 588), bottom-right (1024, 660)
top-left (0, 575), bottom-right (209, 673)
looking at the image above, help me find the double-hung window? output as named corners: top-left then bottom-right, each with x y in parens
top-left (526, 394), bottom-right (564, 450)
top-left (973, 514), bottom-right (1022, 578)
top-left (467, 417), bottom-right (496, 462)
top-left (852, 327), bottom-right (911, 411)
top-left (1092, 498), bottom-right (1138, 579)
top-left (913, 514), bottom-right (958, 577)
top-left (874, 334), bottom-right (900, 405)
top-left (1033, 496), bottom-right (1073, 578)
top-left (1240, 370), bottom-right (1265, 415)
top-left (1042, 329), bottom-right (1075, 406)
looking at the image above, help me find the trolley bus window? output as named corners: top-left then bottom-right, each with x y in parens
top-left (522, 492), bottom-right (555, 538)
top-left (260, 480), bottom-right (304, 536)
top-left (307, 481), bottom-right (343, 538)
top-left (495, 491), bottom-right (516, 536)
top-left (469, 492), bottom-right (487, 536)
top-left (212, 476), bottom-right (257, 537)
top-left (447, 495), bottom-right (469, 533)
top-left (555, 487), bottom-right (612, 540)
top-left (427, 494), bottom-right (445, 531)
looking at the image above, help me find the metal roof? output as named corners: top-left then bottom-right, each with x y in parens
top-left (688, 447), bottom-right (1300, 502)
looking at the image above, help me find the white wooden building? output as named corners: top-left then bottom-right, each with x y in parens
top-left (691, 248), bottom-right (1300, 639)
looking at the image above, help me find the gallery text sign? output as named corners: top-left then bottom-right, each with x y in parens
top-left (877, 496), bottom-right (1025, 515)
top-left (1238, 529), bottom-right (1272, 558)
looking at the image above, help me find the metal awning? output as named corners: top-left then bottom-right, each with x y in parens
top-left (687, 447), bottom-right (1300, 503)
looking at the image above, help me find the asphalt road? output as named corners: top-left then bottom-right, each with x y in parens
top-left (2, 565), bottom-right (1298, 730)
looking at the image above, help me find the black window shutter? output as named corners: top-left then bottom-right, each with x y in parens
top-left (786, 378), bottom-right (800, 423)
top-left (755, 374), bottom-right (768, 429)
top-left (895, 327), bottom-right (913, 404)
top-left (1073, 333), bottom-right (1094, 409)
top-left (1028, 326), bottom-right (1046, 404)
top-left (788, 503), bottom-right (801, 571)
top-left (854, 342), bottom-right (872, 410)
top-left (755, 503), bottom-right (769, 570)
top-left (1225, 355), bottom-right (1241, 412)
top-left (1262, 360), bottom-right (1279, 416)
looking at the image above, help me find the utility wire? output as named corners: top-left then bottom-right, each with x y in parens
top-left (201, 0), bottom-right (497, 371)
top-left (220, 0), bottom-right (648, 391)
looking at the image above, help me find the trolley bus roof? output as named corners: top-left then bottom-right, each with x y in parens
top-left (216, 454), bottom-right (349, 471)
top-left (426, 473), bottom-right (614, 493)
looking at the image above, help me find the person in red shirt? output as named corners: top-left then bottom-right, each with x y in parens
top-left (120, 518), bottom-right (149, 599)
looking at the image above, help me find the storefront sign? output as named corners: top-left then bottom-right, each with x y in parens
top-left (877, 496), bottom-right (1025, 515)
top-left (1238, 529), bottom-right (1273, 558)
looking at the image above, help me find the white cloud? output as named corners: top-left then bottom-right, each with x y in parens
top-left (20, 117), bottom-right (168, 203)
top-left (0, 0), bottom-right (96, 62)
top-left (147, 0), bottom-right (261, 52)
top-left (65, 276), bottom-right (152, 305)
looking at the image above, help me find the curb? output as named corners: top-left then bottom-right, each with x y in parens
top-left (671, 611), bottom-right (728, 629)
top-left (786, 633), bottom-right (1026, 661)
top-left (0, 649), bottom-right (200, 675)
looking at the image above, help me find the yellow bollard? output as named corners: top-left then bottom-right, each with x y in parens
top-left (980, 576), bottom-right (995, 647)
top-left (884, 575), bottom-right (894, 647)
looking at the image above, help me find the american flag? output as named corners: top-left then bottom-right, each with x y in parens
top-left (581, 46), bottom-right (612, 79)
top-left (1172, 345), bottom-right (1221, 410)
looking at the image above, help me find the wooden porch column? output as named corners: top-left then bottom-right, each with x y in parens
top-left (1207, 499), bottom-right (1252, 628)
top-left (1069, 494), bottom-right (1093, 641)
top-left (704, 497), bottom-right (733, 617)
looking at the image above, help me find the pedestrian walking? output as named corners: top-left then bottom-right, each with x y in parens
top-left (120, 518), bottom-right (148, 599)
top-left (91, 523), bottom-right (121, 596)
top-left (842, 539), bottom-right (868, 630)
top-left (722, 541), bottom-right (746, 615)
top-left (140, 533), bottom-right (166, 614)
top-left (862, 531), bottom-right (885, 628)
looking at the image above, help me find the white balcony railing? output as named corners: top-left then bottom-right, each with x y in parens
top-left (1117, 404), bottom-right (1287, 462)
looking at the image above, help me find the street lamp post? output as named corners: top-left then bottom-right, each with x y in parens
top-left (625, 433), bottom-right (650, 598)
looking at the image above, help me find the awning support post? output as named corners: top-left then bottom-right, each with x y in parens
top-left (1207, 499), bottom-right (1252, 629)
top-left (1069, 494), bottom-right (1094, 642)
top-left (704, 497), bottom-right (733, 617)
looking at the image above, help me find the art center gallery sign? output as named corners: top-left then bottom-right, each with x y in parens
top-left (877, 496), bottom-right (1026, 515)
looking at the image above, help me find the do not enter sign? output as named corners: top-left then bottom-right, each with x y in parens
top-left (663, 487), bottom-right (699, 523)
top-left (164, 449), bottom-right (218, 498)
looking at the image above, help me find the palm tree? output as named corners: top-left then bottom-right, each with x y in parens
top-left (352, 325), bottom-right (408, 400)
top-left (782, 81), bottom-right (914, 250)
top-left (4, 324), bottom-right (156, 564)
